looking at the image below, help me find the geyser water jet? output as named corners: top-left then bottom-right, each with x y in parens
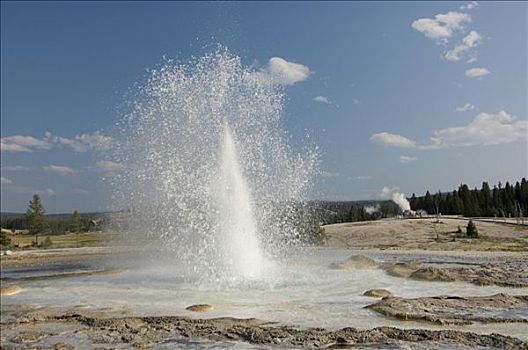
top-left (215, 124), bottom-right (264, 279)
top-left (109, 50), bottom-right (317, 283)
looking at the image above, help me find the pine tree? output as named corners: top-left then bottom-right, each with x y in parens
top-left (481, 182), bottom-right (491, 216)
top-left (410, 193), bottom-right (417, 210)
top-left (424, 191), bottom-right (433, 214)
top-left (466, 219), bottom-right (478, 238)
top-left (25, 194), bottom-right (49, 246)
top-left (70, 210), bottom-right (83, 233)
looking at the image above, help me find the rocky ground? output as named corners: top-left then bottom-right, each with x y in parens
top-left (1, 308), bottom-right (527, 349)
top-left (367, 293), bottom-right (528, 325)
top-left (2, 219), bottom-right (528, 349)
top-left (328, 252), bottom-right (528, 288)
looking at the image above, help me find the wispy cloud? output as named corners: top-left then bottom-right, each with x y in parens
top-left (313, 95), bottom-right (331, 104)
top-left (444, 30), bottom-right (481, 62)
top-left (2, 185), bottom-right (57, 197)
top-left (456, 102), bottom-right (476, 112)
top-left (320, 170), bottom-right (341, 178)
top-left (1, 176), bottom-right (13, 185)
top-left (46, 131), bottom-right (114, 152)
top-left (411, 11), bottom-right (471, 41)
top-left (1, 165), bottom-right (30, 171)
top-left (399, 155), bottom-right (417, 163)
top-left (369, 132), bottom-right (416, 148)
top-left (43, 164), bottom-right (78, 176)
top-left (350, 175), bottom-right (373, 180)
top-left (412, 6), bottom-right (485, 69)
top-left (465, 67), bottom-right (490, 78)
top-left (460, 1), bottom-right (478, 11)
top-left (0, 135), bottom-right (53, 152)
top-left (0, 131), bottom-right (113, 153)
top-left (96, 160), bottom-right (124, 173)
top-left (73, 188), bottom-right (89, 195)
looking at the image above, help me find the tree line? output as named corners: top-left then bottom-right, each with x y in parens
top-left (409, 178), bottom-right (528, 217)
top-left (1, 194), bottom-right (103, 234)
top-left (315, 200), bottom-right (401, 225)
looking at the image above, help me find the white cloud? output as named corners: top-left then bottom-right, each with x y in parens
top-left (370, 132), bottom-right (417, 148)
top-left (466, 56), bottom-right (477, 64)
top-left (0, 135), bottom-right (53, 152)
top-left (430, 111), bottom-right (528, 147)
top-left (460, 1), bottom-right (478, 10)
top-left (43, 165), bottom-right (78, 176)
top-left (456, 102), bottom-right (476, 112)
top-left (73, 188), bottom-right (89, 195)
top-left (48, 131), bottom-right (114, 152)
top-left (371, 111), bottom-right (526, 150)
top-left (1, 176), bottom-right (13, 185)
top-left (320, 170), bottom-right (340, 178)
top-left (350, 175), bottom-right (373, 180)
top-left (412, 11), bottom-right (471, 41)
top-left (399, 155), bottom-right (417, 163)
top-left (1, 165), bottom-right (30, 171)
top-left (465, 67), bottom-right (490, 78)
top-left (0, 131), bottom-right (113, 153)
top-left (96, 160), bottom-right (124, 173)
top-left (2, 184), bottom-right (57, 197)
top-left (314, 96), bottom-right (331, 104)
top-left (444, 30), bottom-right (482, 61)
top-left (352, 98), bottom-right (360, 105)
top-left (264, 57), bottom-right (311, 85)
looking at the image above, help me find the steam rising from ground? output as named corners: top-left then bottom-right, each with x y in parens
top-left (108, 50), bottom-right (317, 283)
top-left (380, 186), bottom-right (411, 212)
top-left (364, 204), bottom-right (380, 214)
top-left (392, 192), bottom-right (411, 212)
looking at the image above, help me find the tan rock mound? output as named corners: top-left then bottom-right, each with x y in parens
top-left (328, 255), bottom-right (379, 270)
top-left (1, 284), bottom-right (22, 296)
top-left (42, 311), bottom-right (528, 349)
top-left (410, 267), bottom-right (457, 282)
top-left (363, 289), bottom-right (393, 298)
top-left (383, 262), bottom-right (419, 278)
top-left (186, 304), bottom-right (213, 312)
top-left (367, 293), bottom-right (528, 325)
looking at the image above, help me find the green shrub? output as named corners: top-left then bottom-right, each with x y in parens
top-left (466, 220), bottom-right (478, 238)
top-left (41, 236), bottom-right (53, 249)
top-left (0, 231), bottom-right (11, 247)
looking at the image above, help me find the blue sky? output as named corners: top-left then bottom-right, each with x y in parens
top-left (1, 1), bottom-right (527, 213)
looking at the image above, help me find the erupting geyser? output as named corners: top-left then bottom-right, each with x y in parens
top-left (109, 50), bottom-right (317, 283)
top-left (215, 124), bottom-right (264, 279)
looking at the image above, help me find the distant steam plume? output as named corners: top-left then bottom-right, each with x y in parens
top-left (364, 204), bottom-right (380, 214)
top-left (380, 186), bottom-right (411, 212)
